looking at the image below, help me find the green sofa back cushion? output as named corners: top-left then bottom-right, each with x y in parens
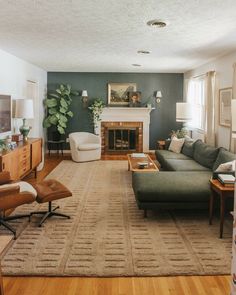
top-left (193, 140), bottom-right (219, 169)
top-left (182, 141), bottom-right (194, 158)
top-left (212, 148), bottom-right (236, 171)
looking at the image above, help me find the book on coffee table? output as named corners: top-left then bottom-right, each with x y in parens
top-left (131, 153), bottom-right (146, 158)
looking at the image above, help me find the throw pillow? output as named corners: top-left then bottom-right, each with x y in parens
top-left (168, 137), bottom-right (185, 154)
top-left (212, 147), bottom-right (236, 171)
top-left (215, 160), bottom-right (235, 172)
top-left (182, 141), bottom-right (194, 158)
top-left (193, 139), bottom-right (219, 169)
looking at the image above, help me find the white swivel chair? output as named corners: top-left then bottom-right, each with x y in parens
top-left (69, 132), bottom-right (101, 162)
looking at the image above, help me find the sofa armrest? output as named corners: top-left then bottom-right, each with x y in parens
top-left (0, 185), bottom-right (20, 197)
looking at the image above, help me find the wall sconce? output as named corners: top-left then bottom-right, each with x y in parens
top-left (156, 91), bottom-right (162, 103)
top-left (81, 90), bottom-right (88, 108)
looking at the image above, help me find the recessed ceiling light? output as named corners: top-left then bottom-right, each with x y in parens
top-left (147, 19), bottom-right (168, 28)
top-left (137, 50), bottom-right (150, 54)
top-left (132, 64), bottom-right (142, 67)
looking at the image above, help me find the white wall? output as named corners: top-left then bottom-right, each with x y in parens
top-left (184, 51), bottom-right (236, 149)
top-left (0, 48), bottom-right (47, 138)
top-left (0, 49), bottom-right (47, 168)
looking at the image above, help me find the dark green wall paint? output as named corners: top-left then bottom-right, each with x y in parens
top-left (47, 72), bottom-right (183, 149)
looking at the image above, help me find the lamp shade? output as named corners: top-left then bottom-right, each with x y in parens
top-left (232, 99), bottom-right (236, 138)
top-left (176, 102), bottom-right (192, 122)
top-left (156, 91), bottom-right (162, 98)
top-left (14, 99), bottom-right (34, 119)
top-left (82, 90), bottom-right (88, 97)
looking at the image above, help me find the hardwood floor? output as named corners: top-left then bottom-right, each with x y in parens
top-left (3, 154), bottom-right (231, 295)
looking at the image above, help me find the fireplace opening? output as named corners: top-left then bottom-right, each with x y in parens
top-left (106, 128), bottom-right (138, 152)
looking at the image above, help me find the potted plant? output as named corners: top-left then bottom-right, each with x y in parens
top-left (88, 98), bottom-right (105, 134)
top-left (170, 128), bottom-right (188, 139)
top-left (43, 84), bottom-right (78, 135)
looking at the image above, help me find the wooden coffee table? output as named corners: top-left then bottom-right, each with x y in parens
top-left (127, 154), bottom-right (159, 172)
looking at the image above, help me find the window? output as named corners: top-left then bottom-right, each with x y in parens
top-left (187, 78), bottom-right (205, 130)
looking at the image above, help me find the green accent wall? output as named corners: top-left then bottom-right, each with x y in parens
top-left (47, 72), bottom-right (183, 149)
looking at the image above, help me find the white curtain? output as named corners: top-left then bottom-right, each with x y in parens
top-left (204, 71), bottom-right (216, 146)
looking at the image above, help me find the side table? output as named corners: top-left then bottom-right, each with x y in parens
top-left (157, 140), bottom-right (166, 150)
top-left (209, 179), bottom-right (234, 238)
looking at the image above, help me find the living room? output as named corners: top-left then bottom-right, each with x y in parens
top-left (0, 1), bottom-right (236, 294)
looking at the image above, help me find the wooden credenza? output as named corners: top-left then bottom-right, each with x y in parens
top-left (0, 138), bottom-right (42, 180)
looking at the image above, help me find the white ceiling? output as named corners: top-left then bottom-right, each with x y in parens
top-left (0, 0), bottom-right (236, 73)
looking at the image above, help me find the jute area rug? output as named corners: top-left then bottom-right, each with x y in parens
top-left (1, 160), bottom-right (232, 276)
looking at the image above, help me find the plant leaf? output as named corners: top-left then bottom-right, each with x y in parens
top-left (57, 125), bottom-right (65, 134)
top-left (56, 89), bottom-right (62, 95)
top-left (58, 120), bottom-right (66, 128)
top-left (60, 98), bottom-right (68, 108)
top-left (59, 114), bottom-right (68, 122)
top-left (49, 115), bottom-right (58, 125)
top-left (43, 118), bottom-right (51, 128)
top-left (59, 107), bottom-right (66, 114)
top-left (48, 108), bottom-right (57, 115)
top-left (67, 111), bottom-right (73, 117)
top-left (45, 98), bottom-right (57, 108)
top-left (49, 93), bottom-right (60, 99)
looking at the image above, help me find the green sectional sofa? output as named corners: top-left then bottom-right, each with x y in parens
top-left (132, 139), bottom-right (236, 216)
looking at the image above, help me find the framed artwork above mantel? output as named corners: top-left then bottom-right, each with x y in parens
top-left (108, 83), bottom-right (136, 106)
top-left (219, 87), bottom-right (232, 127)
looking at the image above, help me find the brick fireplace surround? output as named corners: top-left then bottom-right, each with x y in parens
top-left (101, 121), bottom-right (143, 154)
top-left (96, 107), bottom-right (153, 155)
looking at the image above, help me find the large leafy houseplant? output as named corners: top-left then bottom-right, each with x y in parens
top-left (43, 84), bottom-right (78, 134)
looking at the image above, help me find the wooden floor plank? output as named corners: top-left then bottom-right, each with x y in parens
top-left (2, 154), bottom-right (231, 295)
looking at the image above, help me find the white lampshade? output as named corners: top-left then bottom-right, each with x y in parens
top-left (82, 90), bottom-right (88, 97)
top-left (232, 99), bottom-right (236, 138)
top-left (14, 99), bottom-right (34, 119)
top-left (176, 102), bottom-right (192, 122)
top-left (156, 91), bottom-right (162, 98)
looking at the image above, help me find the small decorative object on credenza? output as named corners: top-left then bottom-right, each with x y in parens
top-left (217, 174), bottom-right (235, 187)
top-left (11, 134), bottom-right (23, 142)
top-left (14, 99), bottom-right (34, 142)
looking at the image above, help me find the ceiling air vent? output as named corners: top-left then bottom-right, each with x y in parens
top-left (147, 19), bottom-right (168, 28)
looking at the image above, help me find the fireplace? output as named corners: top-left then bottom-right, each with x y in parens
top-left (96, 107), bottom-right (153, 154)
top-left (101, 122), bottom-right (143, 154)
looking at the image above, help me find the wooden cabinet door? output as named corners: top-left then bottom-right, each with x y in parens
top-left (31, 139), bottom-right (42, 169)
top-left (1, 150), bottom-right (19, 180)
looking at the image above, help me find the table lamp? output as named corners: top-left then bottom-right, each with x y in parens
top-left (14, 99), bottom-right (34, 141)
top-left (176, 102), bottom-right (192, 122)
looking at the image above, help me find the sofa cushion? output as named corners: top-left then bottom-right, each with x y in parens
top-left (212, 148), bottom-right (236, 171)
top-left (182, 141), bottom-right (194, 158)
top-left (155, 150), bottom-right (191, 171)
top-left (156, 150), bottom-right (190, 160)
top-left (78, 143), bottom-right (100, 151)
top-left (166, 159), bottom-right (211, 171)
top-left (132, 171), bottom-right (212, 203)
top-left (193, 140), bottom-right (219, 169)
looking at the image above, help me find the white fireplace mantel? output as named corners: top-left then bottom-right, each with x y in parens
top-left (97, 107), bottom-right (154, 152)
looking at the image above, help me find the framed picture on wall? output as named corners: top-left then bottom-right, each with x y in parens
top-left (108, 83), bottom-right (137, 106)
top-left (219, 87), bottom-right (232, 127)
top-left (128, 91), bottom-right (141, 107)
